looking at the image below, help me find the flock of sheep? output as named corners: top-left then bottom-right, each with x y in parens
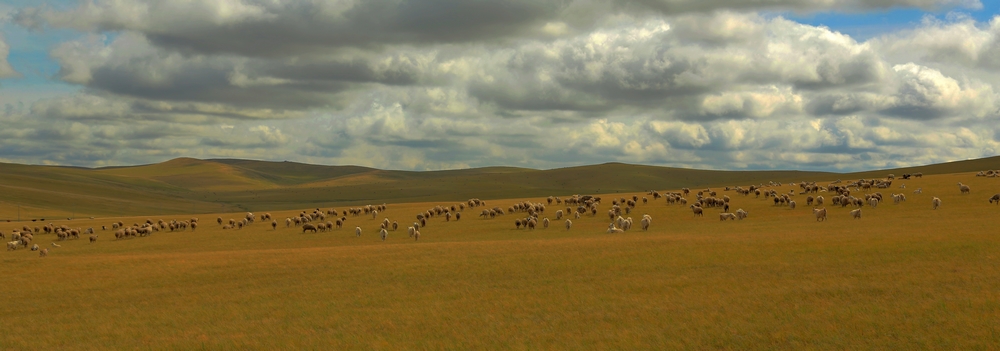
top-left (5, 169), bottom-right (998, 257)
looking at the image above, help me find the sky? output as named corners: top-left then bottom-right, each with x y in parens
top-left (0, 0), bottom-right (999, 172)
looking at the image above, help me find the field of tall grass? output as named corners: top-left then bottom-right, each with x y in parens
top-left (2, 172), bottom-right (999, 349)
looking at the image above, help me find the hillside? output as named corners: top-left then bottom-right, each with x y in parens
top-left (0, 155), bottom-right (996, 219)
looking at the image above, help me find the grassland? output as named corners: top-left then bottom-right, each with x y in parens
top-left (3, 167), bottom-right (999, 349)
top-left (2, 155), bottom-right (999, 219)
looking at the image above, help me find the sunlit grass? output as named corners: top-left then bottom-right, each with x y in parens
top-left (2, 172), bottom-right (999, 349)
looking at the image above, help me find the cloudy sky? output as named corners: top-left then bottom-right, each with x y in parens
top-left (1, 0), bottom-right (999, 171)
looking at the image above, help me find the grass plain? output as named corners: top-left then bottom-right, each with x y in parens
top-left (1, 159), bottom-right (999, 349)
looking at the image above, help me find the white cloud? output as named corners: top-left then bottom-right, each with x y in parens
top-left (0, 32), bottom-right (19, 78)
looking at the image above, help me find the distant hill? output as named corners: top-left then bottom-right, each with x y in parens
top-left (0, 155), bottom-right (996, 219)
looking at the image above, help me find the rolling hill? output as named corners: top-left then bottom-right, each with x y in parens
top-left (0, 155), bottom-right (996, 219)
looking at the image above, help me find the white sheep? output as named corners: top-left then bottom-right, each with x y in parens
top-left (542, 218), bottom-right (549, 228)
top-left (640, 217), bottom-right (650, 231)
top-left (850, 208), bottom-right (862, 219)
top-left (380, 228), bottom-right (388, 241)
top-left (555, 210), bottom-right (563, 220)
top-left (735, 209), bottom-right (748, 220)
top-left (6, 241), bottom-right (17, 251)
top-left (355, 227), bottom-right (362, 237)
top-left (719, 213), bottom-right (736, 221)
top-left (932, 197), bottom-right (942, 210)
top-left (607, 223), bottom-right (624, 234)
top-left (958, 183), bottom-right (971, 194)
top-left (31, 244), bottom-right (39, 251)
top-left (565, 219), bottom-right (572, 230)
top-left (813, 208), bottom-right (827, 222)
top-left (413, 229), bottom-right (421, 241)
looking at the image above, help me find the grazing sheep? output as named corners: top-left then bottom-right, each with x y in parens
top-left (380, 228), bottom-right (388, 241)
top-left (89, 235), bottom-right (98, 243)
top-left (932, 197), bottom-right (942, 210)
top-left (719, 213), bottom-right (737, 221)
top-left (302, 223), bottom-right (318, 233)
top-left (690, 205), bottom-right (704, 217)
top-left (990, 193), bottom-right (1000, 205)
top-left (735, 209), bottom-right (748, 220)
top-left (850, 208), bottom-right (862, 219)
top-left (355, 227), bottom-right (362, 237)
top-left (815, 196), bottom-right (824, 206)
top-left (39, 248), bottom-right (48, 257)
top-left (31, 244), bottom-right (39, 251)
top-left (565, 219), bottom-right (572, 231)
top-left (813, 208), bottom-right (828, 222)
top-left (7, 241), bottom-right (18, 250)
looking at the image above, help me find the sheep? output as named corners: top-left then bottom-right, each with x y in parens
top-left (455, 212), bottom-right (461, 221)
top-left (408, 226), bottom-right (416, 237)
top-left (89, 235), bottom-right (98, 243)
top-left (719, 213), bottom-right (736, 221)
top-left (555, 210), bottom-right (563, 220)
top-left (542, 218), bottom-right (550, 228)
top-left (31, 244), bottom-right (39, 251)
top-left (302, 223), bottom-right (318, 233)
top-left (607, 223), bottom-right (624, 234)
top-left (640, 217), bottom-right (650, 231)
top-left (690, 205), bottom-right (704, 217)
top-left (7, 241), bottom-right (17, 251)
top-left (958, 183), bottom-right (971, 194)
top-left (850, 208), bottom-right (862, 219)
top-left (813, 208), bottom-right (827, 222)
top-left (39, 248), bottom-right (48, 257)
top-left (380, 228), bottom-right (388, 241)
top-left (355, 227), bottom-right (362, 237)
top-left (413, 229), bottom-right (421, 241)
top-left (735, 209), bottom-right (748, 220)
top-left (990, 193), bottom-right (1000, 205)
top-left (789, 200), bottom-right (796, 210)
top-left (932, 197), bottom-right (942, 210)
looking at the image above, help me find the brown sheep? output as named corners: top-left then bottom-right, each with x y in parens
top-left (39, 248), bottom-right (48, 257)
top-left (89, 235), bottom-right (98, 243)
top-left (302, 223), bottom-right (318, 233)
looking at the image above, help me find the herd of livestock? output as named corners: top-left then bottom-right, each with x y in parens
top-left (5, 170), bottom-right (999, 257)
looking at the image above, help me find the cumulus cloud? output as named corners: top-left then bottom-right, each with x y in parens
top-left (2, 1), bottom-right (999, 171)
top-left (0, 33), bottom-right (19, 78)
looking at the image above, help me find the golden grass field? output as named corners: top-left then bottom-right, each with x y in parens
top-left (2, 166), bottom-right (999, 349)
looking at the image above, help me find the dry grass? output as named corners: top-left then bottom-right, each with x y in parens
top-left (2, 172), bottom-right (999, 349)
